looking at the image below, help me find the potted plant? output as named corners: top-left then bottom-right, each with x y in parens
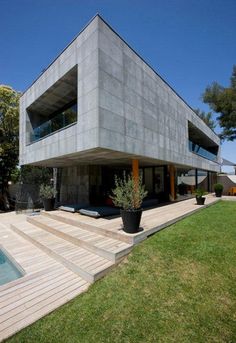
top-left (111, 173), bottom-right (148, 234)
top-left (195, 188), bottom-right (207, 205)
top-left (39, 184), bottom-right (56, 211)
top-left (214, 183), bottom-right (223, 197)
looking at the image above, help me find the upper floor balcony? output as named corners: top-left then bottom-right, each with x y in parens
top-left (188, 121), bottom-right (219, 162)
top-left (30, 102), bottom-right (77, 142)
top-left (25, 66), bottom-right (77, 145)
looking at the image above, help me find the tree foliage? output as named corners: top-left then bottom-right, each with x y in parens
top-left (0, 85), bottom-right (20, 192)
top-left (20, 165), bottom-right (53, 185)
top-left (194, 108), bottom-right (216, 130)
top-left (202, 65), bottom-right (236, 141)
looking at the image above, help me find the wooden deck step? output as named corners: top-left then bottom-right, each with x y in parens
top-left (11, 222), bottom-right (114, 283)
top-left (42, 211), bottom-right (131, 243)
top-left (27, 215), bottom-right (132, 262)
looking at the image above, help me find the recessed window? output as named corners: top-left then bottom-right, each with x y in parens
top-left (188, 122), bottom-right (218, 161)
top-left (31, 101), bottom-right (77, 142)
top-left (26, 66), bottom-right (77, 144)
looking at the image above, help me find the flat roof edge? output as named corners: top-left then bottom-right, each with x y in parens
top-left (21, 13), bottom-right (219, 140)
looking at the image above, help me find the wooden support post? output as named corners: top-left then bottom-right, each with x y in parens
top-left (132, 159), bottom-right (139, 207)
top-left (169, 165), bottom-right (176, 201)
top-left (132, 159), bottom-right (139, 187)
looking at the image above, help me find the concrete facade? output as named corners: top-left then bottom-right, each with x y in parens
top-left (19, 15), bottom-right (221, 203)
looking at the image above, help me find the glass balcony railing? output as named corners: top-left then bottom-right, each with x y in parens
top-left (188, 140), bottom-right (217, 161)
top-left (31, 106), bottom-right (77, 142)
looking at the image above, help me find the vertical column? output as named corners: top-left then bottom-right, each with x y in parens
top-left (53, 168), bottom-right (57, 202)
top-left (132, 159), bottom-right (139, 207)
top-left (195, 169), bottom-right (198, 189)
top-left (132, 159), bottom-right (139, 186)
top-left (169, 165), bottom-right (176, 200)
top-left (207, 171), bottom-right (210, 192)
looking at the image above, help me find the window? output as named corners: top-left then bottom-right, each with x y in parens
top-left (31, 101), bottom-right (77, 142)
top-left (188, 122), bottom-right (218, 162)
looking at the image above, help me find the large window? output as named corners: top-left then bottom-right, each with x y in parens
top-left (31, 102), bottom-right (77, 142)
top-left (188, 122), bottom-right (218, 161)
top-left (188, 140), bottom-right (217, 161)
top-left (26, 65), bottom-right (77, 144)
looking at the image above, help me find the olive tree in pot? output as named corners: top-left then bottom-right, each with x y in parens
top-left (214, 183), bottom-right (223, 197)
top-left (195, 188), bottom-right (207, 205)
top-left (39, 184), bottom-right (56, 211)
top-left (111, 173), bottom-right (148, 234)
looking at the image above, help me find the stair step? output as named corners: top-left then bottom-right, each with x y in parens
top-left (11, 222), bottom-right (114, 283)
top-left (27, 215), bottom-right (132, 262)
top-left (42, 211), bottom-right (130, 243)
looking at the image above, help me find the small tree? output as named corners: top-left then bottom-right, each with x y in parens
top-left (111, 173), bottom-right (147, 210)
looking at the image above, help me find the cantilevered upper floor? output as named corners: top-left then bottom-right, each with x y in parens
top-left (19, 14), bottom-right (221, 172)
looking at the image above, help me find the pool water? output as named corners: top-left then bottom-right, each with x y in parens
top-left (0, 249), bottom-right (23, 286)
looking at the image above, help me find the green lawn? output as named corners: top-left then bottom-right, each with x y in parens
top-left (7, 201), bottom-right (236, 343)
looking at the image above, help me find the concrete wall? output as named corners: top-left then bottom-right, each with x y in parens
top-left (96, 18), bottom-right (220, 172)
top-left (20, 16), bottom-right (100, 166)
top-left (20, 15), bottom-right (220, 173)
top-left (59, 165), bottom-right (89, 204)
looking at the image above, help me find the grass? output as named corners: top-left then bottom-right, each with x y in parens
top-left (6, 201), bottom-right (236, 343)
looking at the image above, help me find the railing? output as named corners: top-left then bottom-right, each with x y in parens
top-left (188, 140), bottom-right (217, 161)
top-left (31, 108), bottom-right (77, 142)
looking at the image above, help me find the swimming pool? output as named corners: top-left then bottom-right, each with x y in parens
top-left (0, 248), bottom-right (24, 286)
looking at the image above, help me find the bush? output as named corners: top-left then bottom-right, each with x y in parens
top-left (195, 188), bottom-right (207, 197)
top-left (214, 183), bottom-right (223, 192)
top-left (111, 173), bottom-right (147, 210)
top-left (39, 184), bottom-right (56, 199)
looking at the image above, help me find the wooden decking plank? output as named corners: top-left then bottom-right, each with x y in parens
top-left (0, 282), bottom-right (89, 341)
top-left (0, 278), bottom-right (88, 333)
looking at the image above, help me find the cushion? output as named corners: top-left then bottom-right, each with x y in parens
top-left (79, 209), bottom-right (101, 218)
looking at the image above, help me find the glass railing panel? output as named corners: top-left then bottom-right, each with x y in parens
top-left (31, 106), bottom-right (77, 142)
top-left (188, 140), bottom-right (217, 161)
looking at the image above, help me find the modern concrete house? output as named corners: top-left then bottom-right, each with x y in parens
top-left (19, 14), bottom-right (221, 207)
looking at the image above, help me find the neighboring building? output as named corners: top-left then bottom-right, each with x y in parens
top-left (19, 15), bottom-right (221, 205)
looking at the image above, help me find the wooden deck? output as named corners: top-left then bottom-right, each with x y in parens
top-left (44, 195), bottom-right (220, 244)
top-left (0, 218), bottom-right (89, 342)
top-left (0, 195), bottom-right (220, 341)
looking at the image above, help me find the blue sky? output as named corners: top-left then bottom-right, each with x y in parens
top-left (1, 0), bottom-right (235, 172)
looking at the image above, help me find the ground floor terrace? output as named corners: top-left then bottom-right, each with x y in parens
top-left (52, 160), bottom-right (218, 209)
top-left (0, 195), bottom-right (223, 341)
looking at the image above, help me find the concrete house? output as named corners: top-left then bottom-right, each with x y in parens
top-left (19, 15), bottom-right (221, 207)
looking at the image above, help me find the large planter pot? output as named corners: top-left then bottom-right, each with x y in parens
top-left (215, 190), bottom-right (222, 198)
top-left (42, 198), bottom-right (55, 211)
top-left (120, 208), bottom-right (142, 234)
top-left (196, 196), bottom-right (206, 205)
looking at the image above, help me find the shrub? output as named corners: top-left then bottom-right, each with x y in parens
top-left (214, 183), bottom-right (223, 192)
top-left (195, 188), bottom-right (207, 197)
top-left (39, 184), bottom-right (56, 199)
top-left (111, 173), bottom-right (148, 210)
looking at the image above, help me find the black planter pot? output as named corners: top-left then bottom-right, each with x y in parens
top-left (42, 198), bottom-right (55, 211)
top-left (215, 190), bottom-right (222, 198)
top-left (196, 196), bottom-right (206, 205)
top-left (120, 209), bottom-right (142, 234)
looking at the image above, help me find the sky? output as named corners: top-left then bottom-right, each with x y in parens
top-left (1, 0), bottom-right (235, 172)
